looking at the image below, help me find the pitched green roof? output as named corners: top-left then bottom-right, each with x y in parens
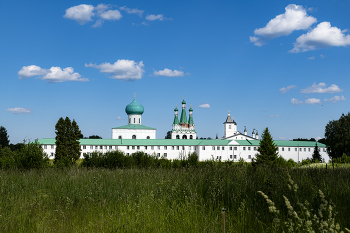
top-left (235, 140), bottom-right (326, 147)
top-left (112, 124), bottom-right (156, 130)
top-left (173, 115), bottom-right (179, 125)
top-left (180, 108), bottom-right (187, 124)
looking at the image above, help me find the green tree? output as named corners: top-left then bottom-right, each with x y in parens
top-left (0, 126), bottom-right (10, 148)
top-left (54, 117), bottom-right (81, 166)
top-left (165, 131), bottom-right (172, 139)
top-left (254, 127), bottom-right (278, 165)
top-left (325, 113), bottom-right (350, 159)
top-left (85, 135), bottom-right (102, 139)
top-left (312, 142), bottom-right (322, 163)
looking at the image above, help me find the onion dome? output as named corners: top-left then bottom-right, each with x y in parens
top-left (125, 99), bottom-right (144, 115)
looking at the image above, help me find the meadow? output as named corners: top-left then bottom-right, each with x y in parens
top-left (1, 164), bottom-right (350, 232)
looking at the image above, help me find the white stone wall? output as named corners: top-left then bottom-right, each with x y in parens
top-left (112, 129), bottom-right (156, 139)
top-left (127, 114), bottom-right (142, 125)
top-left (224, 123), bottom-right (237, 138)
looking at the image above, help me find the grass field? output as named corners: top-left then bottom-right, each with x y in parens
top-left (1, 165), bottom-right (350, 232)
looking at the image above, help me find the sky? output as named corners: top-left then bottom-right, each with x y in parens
top-left (1, 0), bottom-right (350, 144)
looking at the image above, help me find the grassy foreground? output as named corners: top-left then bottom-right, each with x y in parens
top-left (1, 166), bottom-right (350, 232)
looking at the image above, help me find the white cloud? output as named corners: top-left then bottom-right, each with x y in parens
top-left (300, 82), bottom-right (343, 94)
top-left (269, 115), bottom-right (282, 117)
top-left (63, 4), bottom-right (95, 24)
top-left (153, 68), bottom-right (185, 77)
top-left (199, 104), bottom-right (210, 108)
top-left (100, 10), bottom-right (122, 20)
top-left (116, 116), bottom-right (122, 120)
top-left (18, 65), bottom-right (88, 83)
top-left (250, 4), bottom-right (316, 46)
top-left (308, 56), bottom-right (315, 59)
top-left (305, 98), bottom-right (322, 105)
top-left (279, 85), bottom-right (297, 94)
top-left (119, 6), bottom-right (144, 17)
top-left (290, 22), bottom-right (350, 52)
top-left (320, 54), bottom-right (326, 58)
top-left (146, 14), bottom-right (171, 21)
top-left (85, 60), bottom-right (144, 81)
top-left (324, 95), bottom-right (346, 103)
top-left (6, 108), bottom-right (31, 114)
top-left (291, 98), bottom-right (303, 105)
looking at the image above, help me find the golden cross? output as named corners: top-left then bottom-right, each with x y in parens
top-left (133, 92), bottom-right (137, 99)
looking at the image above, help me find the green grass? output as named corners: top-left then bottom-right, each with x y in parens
top-left (1, 166), bottom-right (350, 232)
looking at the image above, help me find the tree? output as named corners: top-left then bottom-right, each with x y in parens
top-left (165, 131), bottom-right (172, 139)
top-left (325, 113), bottom-right (350, 159)
top-left (85, 135), bottom-right (102, 139)
top-left (54, 117), bottom-right (82, 166)
top-left (312, 142), bottom-right (322, 163)
top-left (0, 126), bottom-right (9, 148)
top-left (254, 127), bottom-right (279, 165)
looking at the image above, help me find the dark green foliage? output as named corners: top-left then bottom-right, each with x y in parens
top-left (9, 142), bottom-right (24, 151)
top-left (254, 127), bottom-right (279, 165)
top-left (0, 126), bottom-right (9, 148)
top-left (312, 142), bottom-right (323, 163)
top-left (55, 117), bottom-right (82, 166)
top-left (293, 138), bottom-right (316, 141)
top-left (84, 135), bottom-right (102, 139)
top-left (0, 140), bottom-right (49, 169)
top-left (325, 112), bottom-right (350, 159)
top-left (301, 158), bottom-right (312, 165)
top-left (332, 153), bottom-right (350, 164)
top-left (165, 131), bottom-right (172, 139)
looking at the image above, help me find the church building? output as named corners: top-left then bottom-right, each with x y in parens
top-left (171, 97), bottom-right (196, 139)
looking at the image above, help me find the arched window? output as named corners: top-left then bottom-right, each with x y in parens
top-left (182, 135), bottom-right (187, 139)
top-left (132, 135), bottom-right (136, 139)
top-left (129, 118), bottom-right (131, 123)
top-left (118, 136), bottom-right (122, 139)
top-left (134, 118), bottom-right (135, 123)
top-left (146, 136), bottom-right (150, 139)
top-left (176, 135), bottom-right (180, 139)
top-left (190, 135), bottom-right (193, 139)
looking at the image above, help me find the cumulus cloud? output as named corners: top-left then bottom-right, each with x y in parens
top-left (198, 104), bottom-right (210, 108)
top-left (18, 65), bottom-right (88, 83)
top-left (269, 115), bottom-right (282, 117)
top-left (146, 14), bottom-right (171, 21)
top-left (5, 108), bottom-right (31, 114)
top-left (250, 4), bottom-right (316, 46)
top-left (300, 82), bottom-right (343, 94)
top-left (153, 68), bottom-right (185, 77)
top-left (305, 98), bottom-right (322, 105)
top-left (119, 6), bottom-right (143, 17)
top-left (116, 116), bottom-right (122, 120)
top-left (320, 54), bottom-right (326, 58)
top-left (99, 10), bottom-right (122, 20)
top-left (85, 60), bottom-right (144, 81)
top-left (308, 56), bottom-right (315, 59)
top-left (63, 4), bottom-right (95, 24)
top-left (324, 95), bottom-right (346, 103)
top-left (291, 98), bottom-right (303, 105)
top-left (290, 22), bottom-right (350, 52)
top-left (279, 85), bottom-right (297, 94)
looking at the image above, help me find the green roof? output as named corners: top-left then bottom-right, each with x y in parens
top-left (173, 115), bottom-right (179, 125)
top-left (235, 140), bottom-right (326, 147)
top-left (125, 99), bottom-right (144, 115)
top-left (112, 124), bottom-right (156, 130)
top-left (180, 108), bottom-right (187, 124)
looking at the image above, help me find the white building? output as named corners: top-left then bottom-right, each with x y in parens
top-left (39, 96), bottom-right (328, 162)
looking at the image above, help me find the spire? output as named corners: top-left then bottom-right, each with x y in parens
top-left (173, 104), bottom-right (179, 125)
top-left (188, 104), bottom-right (194, 125)
top-left (180, 97), bottom-right (188, 124)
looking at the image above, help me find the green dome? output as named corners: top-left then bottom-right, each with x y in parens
top-left (182, 99), bottom-right (186, 104)
top-left (125, 99), bottom-right (144, 115)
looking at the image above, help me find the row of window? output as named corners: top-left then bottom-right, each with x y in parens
top-left (277, 147), bottom-right (326, 152)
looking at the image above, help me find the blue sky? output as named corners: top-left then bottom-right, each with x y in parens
top-left (1, 0), bottom-right (350, 143)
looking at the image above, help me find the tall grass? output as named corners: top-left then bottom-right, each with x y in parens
top-left (0, 166), bottom-right (350, 232)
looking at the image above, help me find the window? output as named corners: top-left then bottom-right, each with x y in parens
top-left (229, 125), bottom-right (231, 129)
top-left (222, 147), bottom-right (225, 150)
top-left (248, 147), bottom-right (251, 151)
top-left (176, 135), bottom-right (179, 139)
top-left (99, 146), bottom-right (102, 149)
top-left (300, 148), bottom-right (302, 152)
top-left (129, 118), bottom-right (131, 123)
top-left (118, 136), bottom-right (122, 139)
top-left (145, 146), bottom-right (147, 150)
top-left (230, 155), bottom-right (232, 159)
top-left (164, 153), bottom-right (167, 158)
top-left (109, 146), bottom-right (112, 149)
top-left (216, 156), bottom-right (221, 160)
top-left (202, 146), bottom-right (205, 150)
top-left (217, 146), bottom-right (220, 150)
top-left (127, 146), bottom-right (130, 150)
top-left (134, 118), bottom-right (135, 123)
top-left (282, 147), bottom-right (284, 151)
top-left (147, 136), bottom-right (150, 139)
top-left (254, 147), bottom-right (256, 151)
top-left (212, 146), bottom-right (215, 150)
top-left (132, 135), bottom-right (136, 139)
top-left (277, 147), bottom-right (279, 151)
top-left (172, 146), bottom-right (174, 150)
top-left (190, 135), bottom-right (193, 139)
top-left (132, 146), bottom-right (135, 150)
top-left (137, 146), bottom-right (140, 150)
top-left (115, 146), bottom-right (118, 150)
top-left (189, 146), bottom-right (191, 150)
top-left (157, 153), bottom-right (160, 157)
top-left (295, 148), bottom-right (297, 152)
top-left (44, 145), bottom-right (47, 149)
top-left (95, 146), bottom-right (98, 149)
top-left (308, 148), bottom-right (310, 152)
top-left (104, 146), bottom-right (107, 149)
top-left (248, 155), bottom-right (251, 159)
top-left (304, 148), bottom-right (306, 152)
top-left (243, 147), bottom-right (246, 151)
top-left (164, 146), bottom-right (167, 150)
top-left (51, 145), bottom-right (54, 149)
top-left (83, 145), bottom-right (86, 149)
top-left (51, 153), bottom-right (54, 157)
top-left (90, 146), bottom-right (93, 149)
top-left (157, 146), bottom-right (160, 150)
top-left (177, 146), bottom-right (179, 150)
top-left (288, 148), bottom-right (290, 151)
top-left (234, 147), bottom-right (237, 150)
top-left (151, 146), bottom-right (154, 150)
top-left (234, 155), bottom-right (237, 159)
top-left (229, 147), bottom-right (232, 150)
top-left (139, 119), bottom-right (140, 123)
top-left (182, 146), bottom-right (185, 150)
top-left (127, 153), bottom-right (129, 156)
top-left (323, 148), bottom-right (326, 152)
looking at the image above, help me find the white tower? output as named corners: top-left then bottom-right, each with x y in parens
top-left (224, 112), bottom-right (237, 138)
